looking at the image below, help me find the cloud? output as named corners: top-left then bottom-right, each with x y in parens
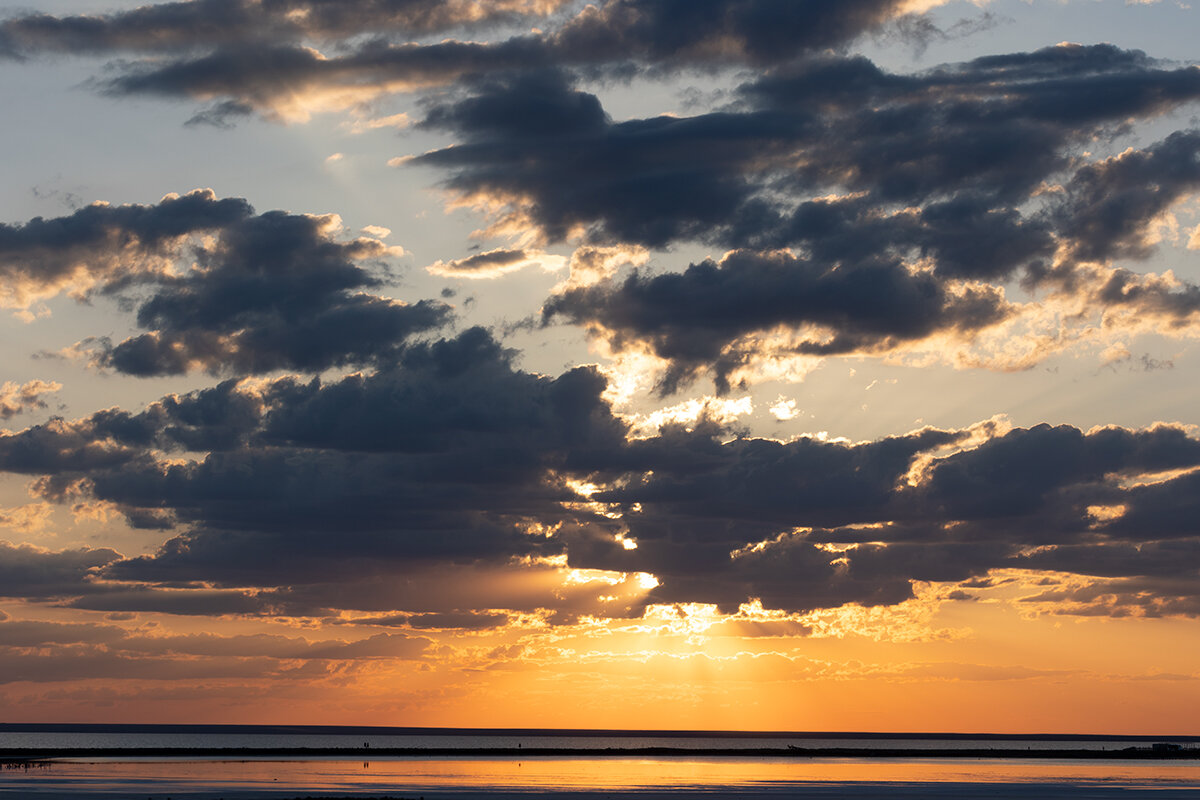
top-left (1053, 130), bottom-right (1200, 266)
top-left (0, 0), bottom-right (571, 58)
top-left (10, 0), bottom-right (1200, 721)
top-left (415, 49), bottom-right (1200, 252)
top-left (4, 309), bottom-right (1200, 620)
top-left (544, 248), bottom-right (1012, 393)
top-left (254, 561), bottom-right (652, 620)
top-left (1019, 574), bottom-right (1200, 618)
top-left (0, 417), bottom-right (148, 476)
top-left (0, 541), bottom-right (121, 599)
top-left (0, 618), bottom-right (431, 685)
top-left (1, 189), bottom-right (450, 375)
top-left (0, 380), bottom-right (60, 420)
top-left (0, 189), bottom-right (250, 310)
top-left (0, 651), bottom-right (274, 685)
top-left (542, 0), bottom-right (939, 73)
top-left (402, 49), bottom-right (1200, 385)
top-left (92, 207), bottom-right (449, 376)
top-left (556, 421), bottom-right (1200, 614)
top-left (1042, 263), bottom-right (1200, 346)
top-left (8, 353), bottom-right (1200, 618)
top-left (0, 503), bottom-right (54, 535)
top-left (64, 586), bottom-right (272, 617)
top-left (0, 619), bottom-right (126, 647)
top-left (64, 328), bottom-right (630, 588)
top-left (913, 423), bottom-right (1200, 524)
top-left (114, 630), bottom-right (429, 660)
top-left (353, 610), bottom-right (513, 630)
top-left (16, 24), bottom-right (1200, 402)
top-left (426, 247), bottom-right (565, 279)
top-left (7, 1), bottom-right (947, 121)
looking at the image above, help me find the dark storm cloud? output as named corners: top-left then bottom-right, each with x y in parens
top-left (600, 425), bottom-right (964, 529)
top-left (0, 0), bottom-right (569, 58)
top-left (1, 190), bottom-right (449, 375)
top-left (543, 248), bottom-right (1012, 393)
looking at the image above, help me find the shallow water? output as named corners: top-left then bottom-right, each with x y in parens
top-left (3, 756), bottom-right (1200, 798)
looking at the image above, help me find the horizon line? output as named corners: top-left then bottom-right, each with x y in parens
top-left (2, 723), bottom-right (1198, 741)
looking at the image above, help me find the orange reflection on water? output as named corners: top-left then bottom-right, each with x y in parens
top-left (12, 757), bottom-right (1199, 796)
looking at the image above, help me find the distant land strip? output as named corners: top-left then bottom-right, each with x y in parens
top-left (3, 746), bottom-right (1200, 765)
top-left (2, 724), bottom-right (1196, 742)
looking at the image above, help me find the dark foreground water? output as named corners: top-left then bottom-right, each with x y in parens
top-left (2, 728), bottom-right (1199, 798)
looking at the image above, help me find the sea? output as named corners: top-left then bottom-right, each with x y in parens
top-left (2, 725), bottom-right (1199, 798)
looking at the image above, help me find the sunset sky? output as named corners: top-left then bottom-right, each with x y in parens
top-left (2, 0), bottom-right (1200, 734)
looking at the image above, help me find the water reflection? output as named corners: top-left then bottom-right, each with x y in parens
top-left (2, 757), bottom-right (1199, 797)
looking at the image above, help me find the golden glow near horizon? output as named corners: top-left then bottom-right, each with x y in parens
top-left (2, 554), bottom-right (1198, 732)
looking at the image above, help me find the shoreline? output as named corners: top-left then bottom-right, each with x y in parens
top-left (3, 745), bottom-right (1200, 765)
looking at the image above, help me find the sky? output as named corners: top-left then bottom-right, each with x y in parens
top-left (1, 0), bottom-right (1200, 734)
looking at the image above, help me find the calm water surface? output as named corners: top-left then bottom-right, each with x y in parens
top-left (4, 729), bottom-right (1199, 798)
top-left (3, 756), bottom-right (1200, 798)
